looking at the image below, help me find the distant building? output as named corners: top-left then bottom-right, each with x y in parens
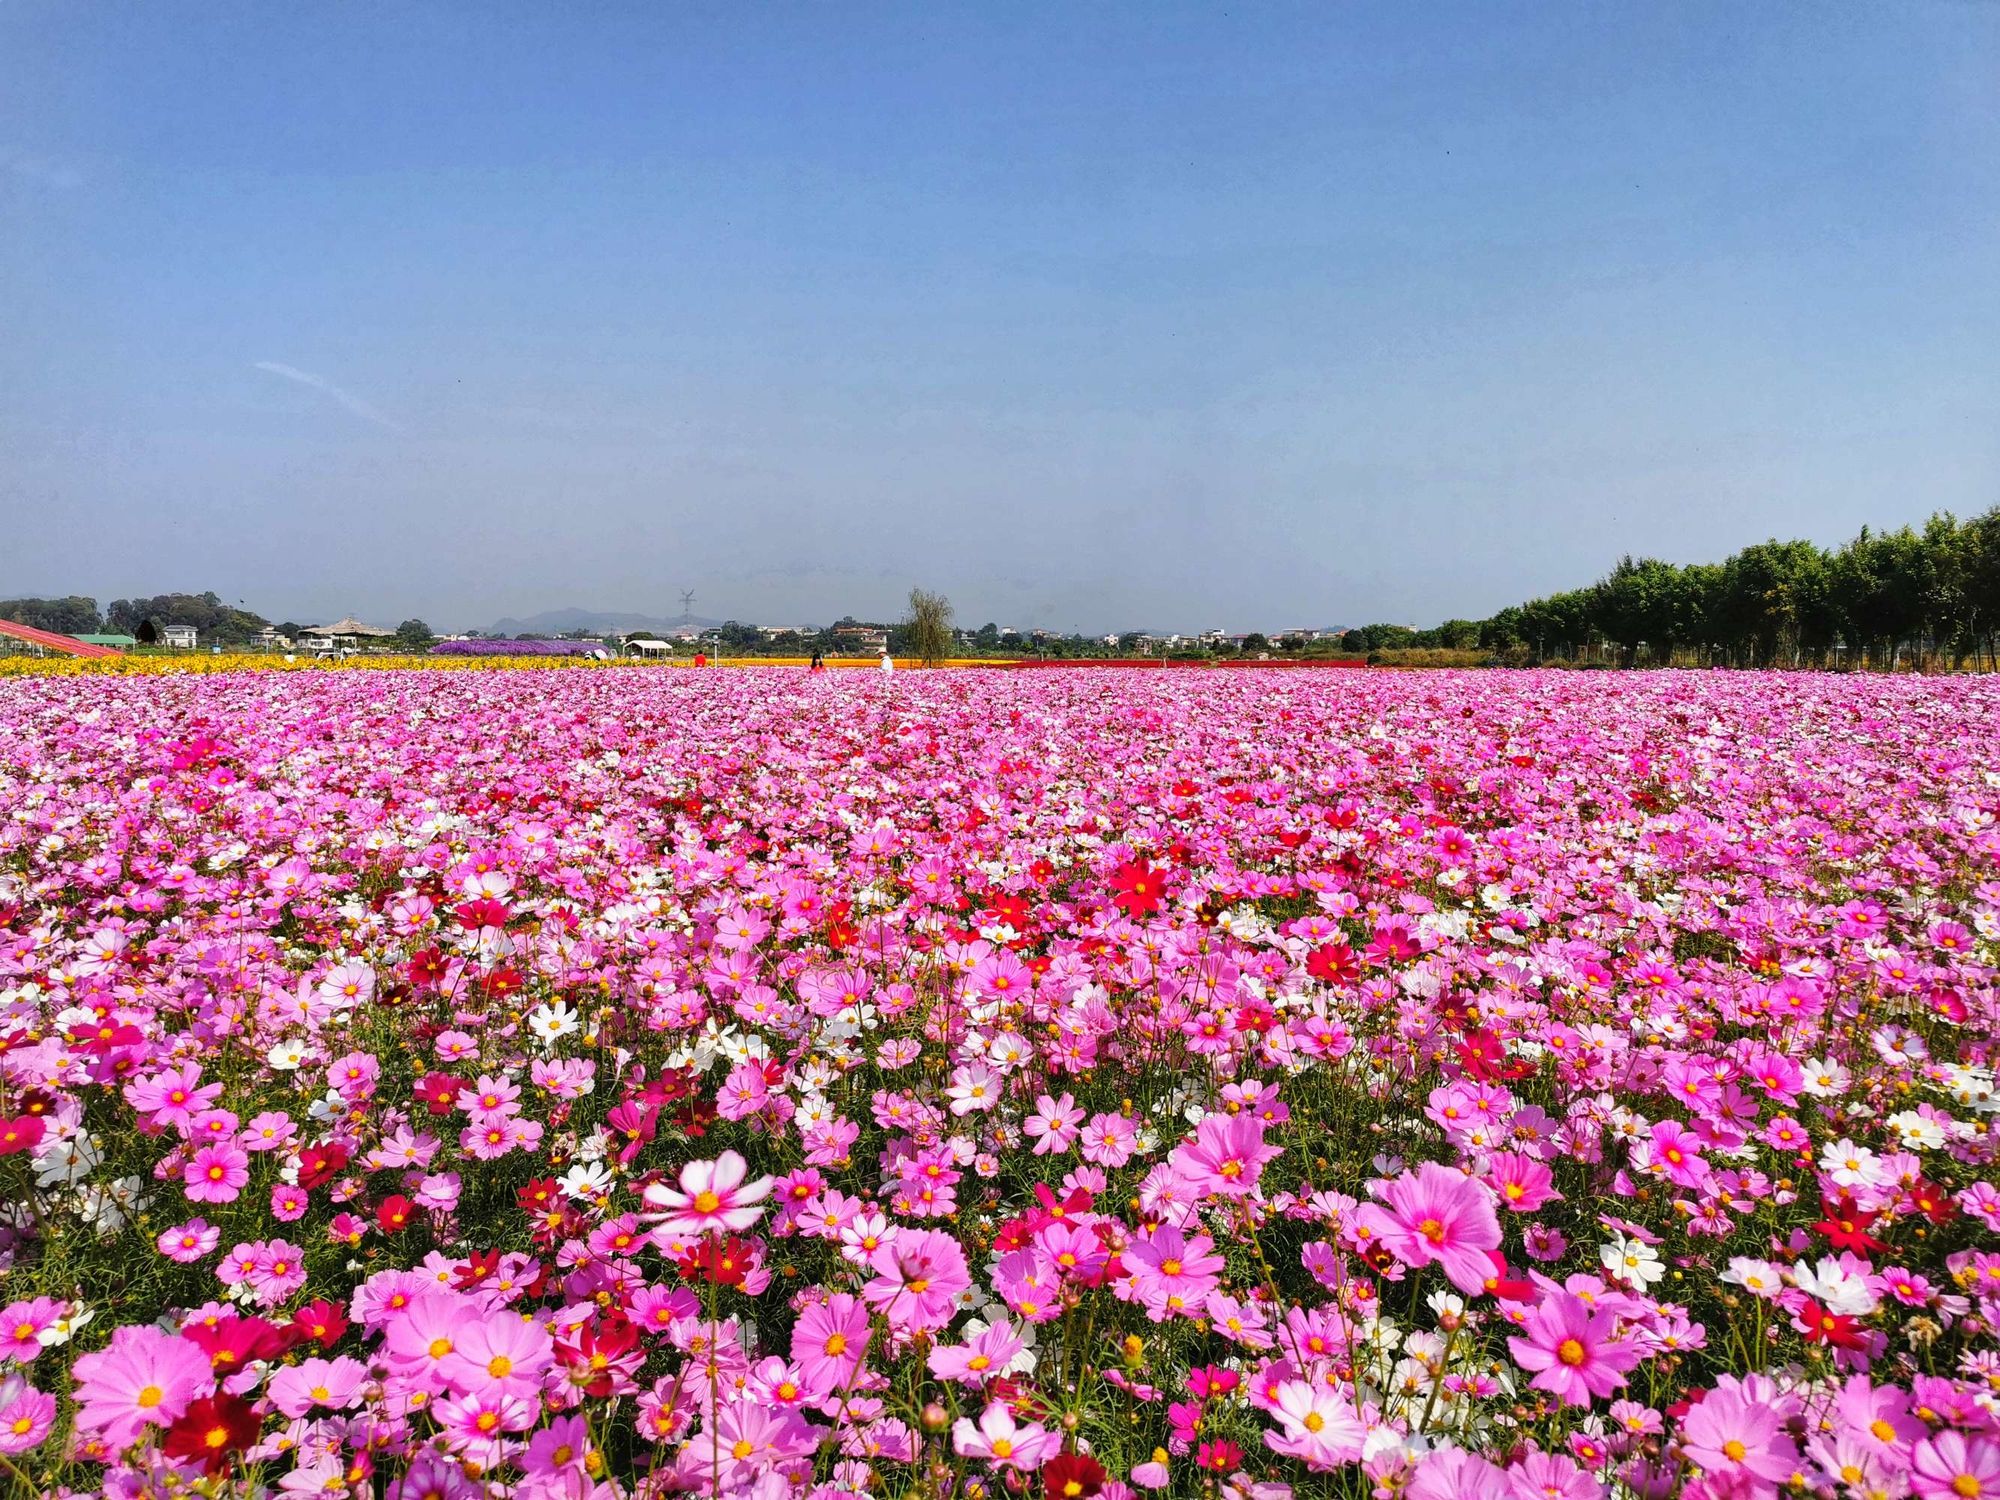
top-left (75, 633), bottom-right (138, 650)
top-left (305, 616), bottom-right (395, 643)
top-left (624, 639), bottom-right (673, 658)
top-left (832, 625), bottom-right (888, 651)
top-left (161, 625), bottom-right (199, 649)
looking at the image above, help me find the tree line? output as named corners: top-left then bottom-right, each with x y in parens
top-left (1338, 507), bottom-right (2000, 669)
top-left (0, 592), bottom-right (436, 649)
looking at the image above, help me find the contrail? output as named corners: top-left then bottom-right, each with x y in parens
top-left (253, 361), bottom-right (402, 431)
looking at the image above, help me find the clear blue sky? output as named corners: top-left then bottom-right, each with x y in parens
top-left (4, 3), bottom-right (1996, 633)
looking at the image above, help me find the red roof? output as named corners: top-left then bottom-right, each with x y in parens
top-left (0, 619), bottom-right (122, 658)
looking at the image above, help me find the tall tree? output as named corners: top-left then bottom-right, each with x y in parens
top-left (905, 588), bottom-right (954, 668)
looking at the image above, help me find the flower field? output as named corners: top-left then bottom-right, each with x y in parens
top-left (1, 667), bottom-right (1997, 1500)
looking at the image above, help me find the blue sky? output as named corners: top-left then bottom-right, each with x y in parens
top-left (4, 3), bottom-right (1996, 632)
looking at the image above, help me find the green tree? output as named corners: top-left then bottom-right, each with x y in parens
top-left (904, 588), bottom-right (955, 668)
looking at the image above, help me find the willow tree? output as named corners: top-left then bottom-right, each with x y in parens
top-left (906, 588), bottom-right (955, 668)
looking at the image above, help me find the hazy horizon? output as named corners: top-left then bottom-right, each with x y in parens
top-left (5, 3), bottom-right (1998, 634)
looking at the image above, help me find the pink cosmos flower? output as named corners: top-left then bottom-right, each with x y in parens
top-left (1680, 1388), bottom-right (1801, 1488)
top-left (1641, 1119), bottom-right (1710, 1190)
top-left (183, 1142), bottom-right (250, 1203)
top-left (70, 1324), bottom-right (214, 1449)
top-left (265, 1356), bottom-right (367, 1418)
top-left (1173, 1113), bottom-right (1283, 1199)
top-left (1123, 1226), bottom-right (1225, 1321)
top-left (1507, 1291), bottom-right (1643, 1406)
top-left (641, 1150), bottom-right (773, 1240)
top-left (434, 1390), bottom-right (537, 1467)
top-left (1081, 1112), bottom-right (1140, 1168)
top-left (792, 1293), bottom-right (870, 1398)
top-left (681, 1404), bottom-right (819, 1482)
top-left (1023, 1092), bottom-right (1084, 1155)
top-left (0, 1298), bottom-right (64, 1363)
top-left (952, 1402), bottom-right (1059, 1470)
top-left (1910, 1432), bottom-right (2000, 1500)
top-left (927, 1318), bottom-right (1026, 1385)
top-left (1356, 1162), bottom-right (1502, 1294)
top-left (1262, 1378), bottom-right (1366, 1469)
top-left (1487, 1150), bottom-right (1560, 1212)
top-left (440, 1311), bottom-right (555, 1400)
top-left (863, 1227), bottom-right (971, 1335)
top-left (0, 1379), bottom-right (56, 1454)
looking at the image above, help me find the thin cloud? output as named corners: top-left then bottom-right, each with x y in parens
top-left (253, 361), bottom-right (402, 431)
top-left (0, 146), bottom-right (83, 189)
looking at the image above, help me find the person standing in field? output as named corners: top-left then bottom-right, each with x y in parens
top-left (809, 650), bottom-right (825, 672)
top-left (879, 651), bottom-right (894, 675)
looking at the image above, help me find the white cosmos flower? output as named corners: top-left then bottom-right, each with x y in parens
top-left (558, 1161), bottom-right (614, 1201)
top-left (1885, 1110), bottom-right (1947, 1150)
top-left (1818, 1138), bottom-right (1884, 1190)
top-left (1791, 1257), bottom-right (1877, 1317)
top-left (527, 1000), bottom-right (579, 1047)
top-left (1599, 1234), bottom-right (1665, 1287)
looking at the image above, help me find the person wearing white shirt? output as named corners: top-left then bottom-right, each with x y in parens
top-left (879, 651), bottom-right (894, 674)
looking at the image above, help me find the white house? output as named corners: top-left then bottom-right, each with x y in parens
top-left (161, 625), bottom-right (199, 649)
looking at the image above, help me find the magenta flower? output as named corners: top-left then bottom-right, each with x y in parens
top-left (1507, 1291), bottom-right (1643, 1406)
top-left (1680, 1387), bottom-right (1801, 1487)
top-left (1173, 1113), bottom-right (1283, 1199)
top-left (1910, 1432), bottom-right (2000, 1500)
top-left (70, 1324), bottom-right (214, 1449)
top-left (641, 1150), bottom-right (773, 1240)
top-left (1486, 1150), bottom-right (1560, 1212)
top-left (182, 1142), bottom-right (249, 1203)
top-left (1356, 1162), bottom-right (1501, 1294)
top-left (862, 1227), bottom-right (970, 1335)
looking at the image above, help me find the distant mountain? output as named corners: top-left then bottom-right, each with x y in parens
top-left (481, 607), bottom-right (723, 637)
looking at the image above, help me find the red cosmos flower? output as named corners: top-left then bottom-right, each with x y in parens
top-left (289, 1299), bottom-right (350, 1350)
top-left (408, 948), bottom-right (449, 988)
top-left (1043, 1453), bottom-right (1108, 1500)
top-left (555, 1313), bottom-right (643, 1397)
top-left (483, 965), bottom-right (525, 1000)
top-left (0, 1116), bottom-right (44, 1155)
top-left (678, 1235), bottom-right (755, 1287)
top-left (184, 1316), bottom-right (287, 1373)
top-left (161, 1393), bottom-right (261, 1475)
top-left (516, 1177), bottom-right (561, 1214)
top-left (1813, 1195), bottom-right (1887, 1255)
top-left (1910, 1180), bottom-right (1958, 1224)
top-left (296, 1142), bottom-right (350, 1189)
top-left (456, 898), bottom-right (511, 930)
top-left (68, 1020), bottom-right (143, 1054)
top-left (1305, 943), bottom-right (1361, 985)
top-left (1196, 1440), bottom-right (1244, 1473)
top-left (1796, 1298), bottom-right (1869, 1350)
top-left (376, 1194), bottom-right (415, 1233)
top-left (415, 1073), bottom-right (463, 1114)
top-left (674, 1097), bottom-right (718, 1138)
top-left (987, 894), bottom-right (1032, 931)
top-left (1187, 1366), bottom-right (1240, 1400)
top-left (1110, 860), bottom-right (1164, 919)
top-left (454, 1248), bottom-right (502, 1291)
top-left (1028, 858), bottom-right (1056, 883)
top-left (1479, 1251), bottom-right (1537, 1302)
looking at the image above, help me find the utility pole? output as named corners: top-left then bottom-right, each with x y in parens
top-left (679, 589), bottom-right (696, 624)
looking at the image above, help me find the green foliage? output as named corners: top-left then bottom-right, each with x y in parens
top-left (904, 588), bottom-right (955, 667)
top-left (0, 595), bottom-right (102, 635)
